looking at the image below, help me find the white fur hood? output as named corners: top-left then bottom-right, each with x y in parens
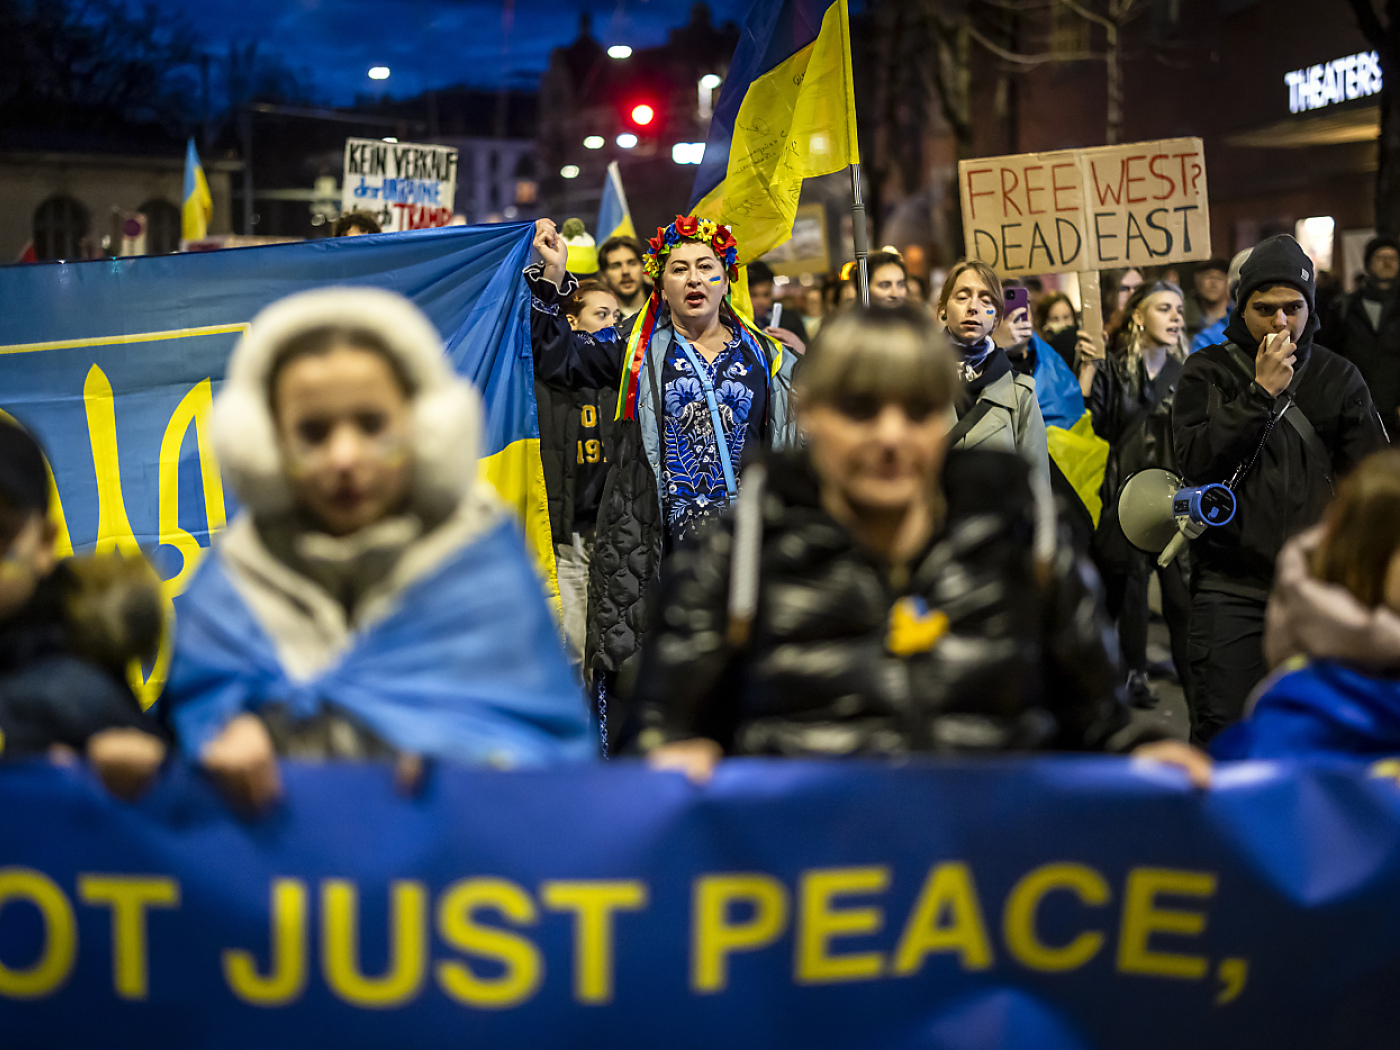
top-left (212, 286), bottom-right (482, 520)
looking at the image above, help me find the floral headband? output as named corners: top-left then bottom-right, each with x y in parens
top-left (644, 215), bottom-right (739, 282)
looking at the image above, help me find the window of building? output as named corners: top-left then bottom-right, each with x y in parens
top-left (139, 199), bottom-right (182, 254)
top-left (32, 195), bottom-right (90, 261)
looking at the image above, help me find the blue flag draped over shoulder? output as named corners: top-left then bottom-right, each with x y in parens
top-left (0, 225), bottom-right (555, 702)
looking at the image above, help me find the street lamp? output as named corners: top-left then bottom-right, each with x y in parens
top-left (700, 74), bottom-right (722, 91)
top-left (560, 165), bottom-right (580, 179)
top-left (617, 133), bottom-right (638, 149)
top-left (672, 143), bottom-right (705, 165)
top-left (698, 73), bottom-right (722, 120)
top-left (607, 45), bottom-right (632, 59)
top-left (583, 135), bottom-right (605, 149)
top-left (368, 66), bottom-right (390, 80)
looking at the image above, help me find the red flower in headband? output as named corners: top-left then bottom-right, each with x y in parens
top-left (713, 227), bottom-right (737, 253)
top-left (648, 230), bottom-right (666, 254)
top-left (675, 215), bottom-right (700, 238)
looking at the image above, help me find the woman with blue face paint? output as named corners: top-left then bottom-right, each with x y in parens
top-left (935, 261), bottom-right (1050, 492)
top-left (527, 215), bottom-right (801, 742)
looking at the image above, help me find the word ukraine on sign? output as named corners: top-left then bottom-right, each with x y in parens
top-left (0, 224), bottom-right (553, 704)
top-left (342, 138), bottom-right (459, 232)
top-left (3, 757), bottom-right (1400, 1048)
top-left (959, 137), bottom-right (1209, 277)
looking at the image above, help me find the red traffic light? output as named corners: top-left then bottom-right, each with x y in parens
top-left (630, 103), bottom-right (656, 127)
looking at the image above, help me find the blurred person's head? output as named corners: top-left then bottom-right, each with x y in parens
top-left (748, 260), bottom-right (778, 323)
top-left (1312, 448), bottom-right (1400, 611)
top-left (867, 251), bottom-right (908, 308)
top-left (1113, 267), bottom-right (1144, 313)
top-left (1365, 235), bottom-right (1400, 289)
top-left (0, 419), bottom-right (57, 619)
top-left (803, 284), bottom-right (825, 319)
top-left (1035, 292), bottom-right (1077, 336)
top-left (905, 273), bottom-right (928, 304)
top-left (1234, 235), bottom-right (1316, 348)
top-left (796, 307), bottom-right (960, 522)
top-left (214, 287), bottom-right (482, 538)
top-left (1227, 248), bottom-right (1252, 303)
top-left (331, 212), bottom-right (381, 237)
top-left (598, 236), bottom-right (647, 304)
top-left (565, 279), bottom-right (621, 333)
top-left (1023, 276), bottom-right (1045, 312)
top-left (1193, 259), bottom-right (1229, 306)
top-left (836, 277), bottom-right (858, 309)
top-left (1121, 282), bottom-right (1188, 368)
top-left (937, 260), bottom-right (1004, 346)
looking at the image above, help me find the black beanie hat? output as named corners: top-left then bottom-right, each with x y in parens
top-left (1234, 234), bottom-right (1315, 315)
top-left (1365, 234), bottom-right (1400, 269)
top-left (0, 418), bottom-right (50, 516)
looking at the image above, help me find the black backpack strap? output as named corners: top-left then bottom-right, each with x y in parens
top-left (1221, 341), bottom-right (1331, 488)
top-left (948, 397), bottom-right (997, 447)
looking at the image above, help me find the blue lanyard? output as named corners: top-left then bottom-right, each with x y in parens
top-left (672, 329), bottom-right (739, 500)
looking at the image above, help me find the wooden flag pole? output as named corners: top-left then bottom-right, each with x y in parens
top-left (850, 164), bottom-right (870, 307)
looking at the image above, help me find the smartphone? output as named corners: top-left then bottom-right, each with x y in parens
top-left (769, 302), bottom-right (783, 329)
top-left (1004, 286), bottom-right (1029, 318)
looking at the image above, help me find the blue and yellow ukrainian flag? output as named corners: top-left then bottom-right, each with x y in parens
top-left (690, 0), bottom-right (858, 264)
top-left (597, 161), bottom-right (636, 241)
top-left (182, 138), bottom-right (213, 243)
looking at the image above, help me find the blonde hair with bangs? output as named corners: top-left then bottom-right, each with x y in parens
top-left (796, 307), bottom-right (961, 414)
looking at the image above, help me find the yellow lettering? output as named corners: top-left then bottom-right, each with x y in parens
top-left (540, 880), bottom-right (647, 1004)
top-left (435, 877), bottom-right (542, 1009)
top-left (157, 379), bottom-right (226, 597)
top-left (891, 863), bottom-right (993, 974)
top-left (222, 878), bottom-right (308, 1006)
top-left (796, 866), bottom-right (889, 984)
top-left (77, 875), bottom-right (179, 1000)
top-left (1117, 868), bottom-right (1216, 979)
top-left (581, 404), bottom-right (598, 428)
top-left (322, 880), bottom-right (426, 1008)
top-left (691, 874), bottom-right (789, 993)
top-left (0, 868), bottom-right (76, 999)
top-left (1002, 863), bottom-right (1108, 973)
top-left (585, 439), bottom-right (601, 463)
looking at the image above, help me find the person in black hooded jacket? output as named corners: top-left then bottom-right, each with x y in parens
top-left (631, 308), bottom-right (1208, 785)
top-left (1173, 233), bottom-right (1389, 743)
top-left (1320, 234), bottom-right (1400, 437)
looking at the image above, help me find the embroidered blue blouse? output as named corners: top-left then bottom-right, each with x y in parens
top-left (661, 329), bottom-right (768, 543)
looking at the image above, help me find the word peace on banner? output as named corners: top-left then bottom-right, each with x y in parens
top-left (959, 137), bottom-right (1210, 277)
top-left (2, 757), bottom-right (1400, 1048)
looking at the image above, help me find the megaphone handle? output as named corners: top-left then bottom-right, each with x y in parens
top-left (1157, 530), bottom-right (1190, 568)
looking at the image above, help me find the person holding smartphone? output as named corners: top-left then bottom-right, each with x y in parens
top-left (935, 262), bottom-right (1050, 492)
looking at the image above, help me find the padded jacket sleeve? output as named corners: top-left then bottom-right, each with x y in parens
top-left (526, 264), bottom-right (626, 390)
top-left (1172, 347), bottom-right (1274, 484)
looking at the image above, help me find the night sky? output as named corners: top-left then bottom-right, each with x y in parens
top-left (154, 0), bottom-right (756, 103)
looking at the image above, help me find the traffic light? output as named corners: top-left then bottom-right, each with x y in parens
top-left (627, 101), bottom-right (657, 130)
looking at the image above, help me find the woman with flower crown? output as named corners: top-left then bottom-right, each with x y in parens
top-left (527, 215), bottom-right (801, 739)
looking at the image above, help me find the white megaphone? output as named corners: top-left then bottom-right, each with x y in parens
top-left (1116, 468), bottom-right (1237, 568)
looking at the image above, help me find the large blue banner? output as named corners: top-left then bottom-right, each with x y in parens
top-left (1, 757), bottom-right (1398, 1048)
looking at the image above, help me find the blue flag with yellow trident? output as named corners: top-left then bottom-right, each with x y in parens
top-left (0, 224), bottom-right (553, 701)
top-left (690, 0), bottom-right (859, 264)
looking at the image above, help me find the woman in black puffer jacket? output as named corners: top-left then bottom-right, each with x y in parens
top-left (632, 308), bottom-right (1203, 782)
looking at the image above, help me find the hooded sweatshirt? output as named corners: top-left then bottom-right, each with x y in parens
top-left (1173, 235), bottom-right (1388, 591)
top-left (1212, 528), bottom-right (1400, 759)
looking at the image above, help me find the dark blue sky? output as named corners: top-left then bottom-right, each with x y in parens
top-left (155, 0), bottom-right (755, 103)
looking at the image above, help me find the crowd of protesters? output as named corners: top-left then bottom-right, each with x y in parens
top-left (2, 207), bottom-right (1400, 811)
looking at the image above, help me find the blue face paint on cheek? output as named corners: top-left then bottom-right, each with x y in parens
top-left (708, 275), bottom-right (723, 284)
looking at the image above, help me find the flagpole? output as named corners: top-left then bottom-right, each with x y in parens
top-left (849, 163), bottom-right (870, 307)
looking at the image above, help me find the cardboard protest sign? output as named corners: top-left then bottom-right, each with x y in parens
top-left (959, 138), bottom-right (1209, 277)
top-left (341, 138), bottom-right (459, 232)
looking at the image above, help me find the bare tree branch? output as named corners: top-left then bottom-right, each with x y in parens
top-left (968, 24), bottom-right (1104, 64)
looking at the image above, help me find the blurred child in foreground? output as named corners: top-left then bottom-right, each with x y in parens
top-left (0, 419), bottom-right (167, 797)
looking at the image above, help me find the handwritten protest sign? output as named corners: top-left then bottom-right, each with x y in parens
top-left (959, 138), bottom-right (1209, 277)
top-left (341, 138), bottom-right (459, 233)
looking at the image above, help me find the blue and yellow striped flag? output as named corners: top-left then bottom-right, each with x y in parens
top-left (690, 0), bottom-right (859, 265)
top-left (182, 138), bottom-right (213, 242)
top-left (597, 161), bottom-right (636, 241)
